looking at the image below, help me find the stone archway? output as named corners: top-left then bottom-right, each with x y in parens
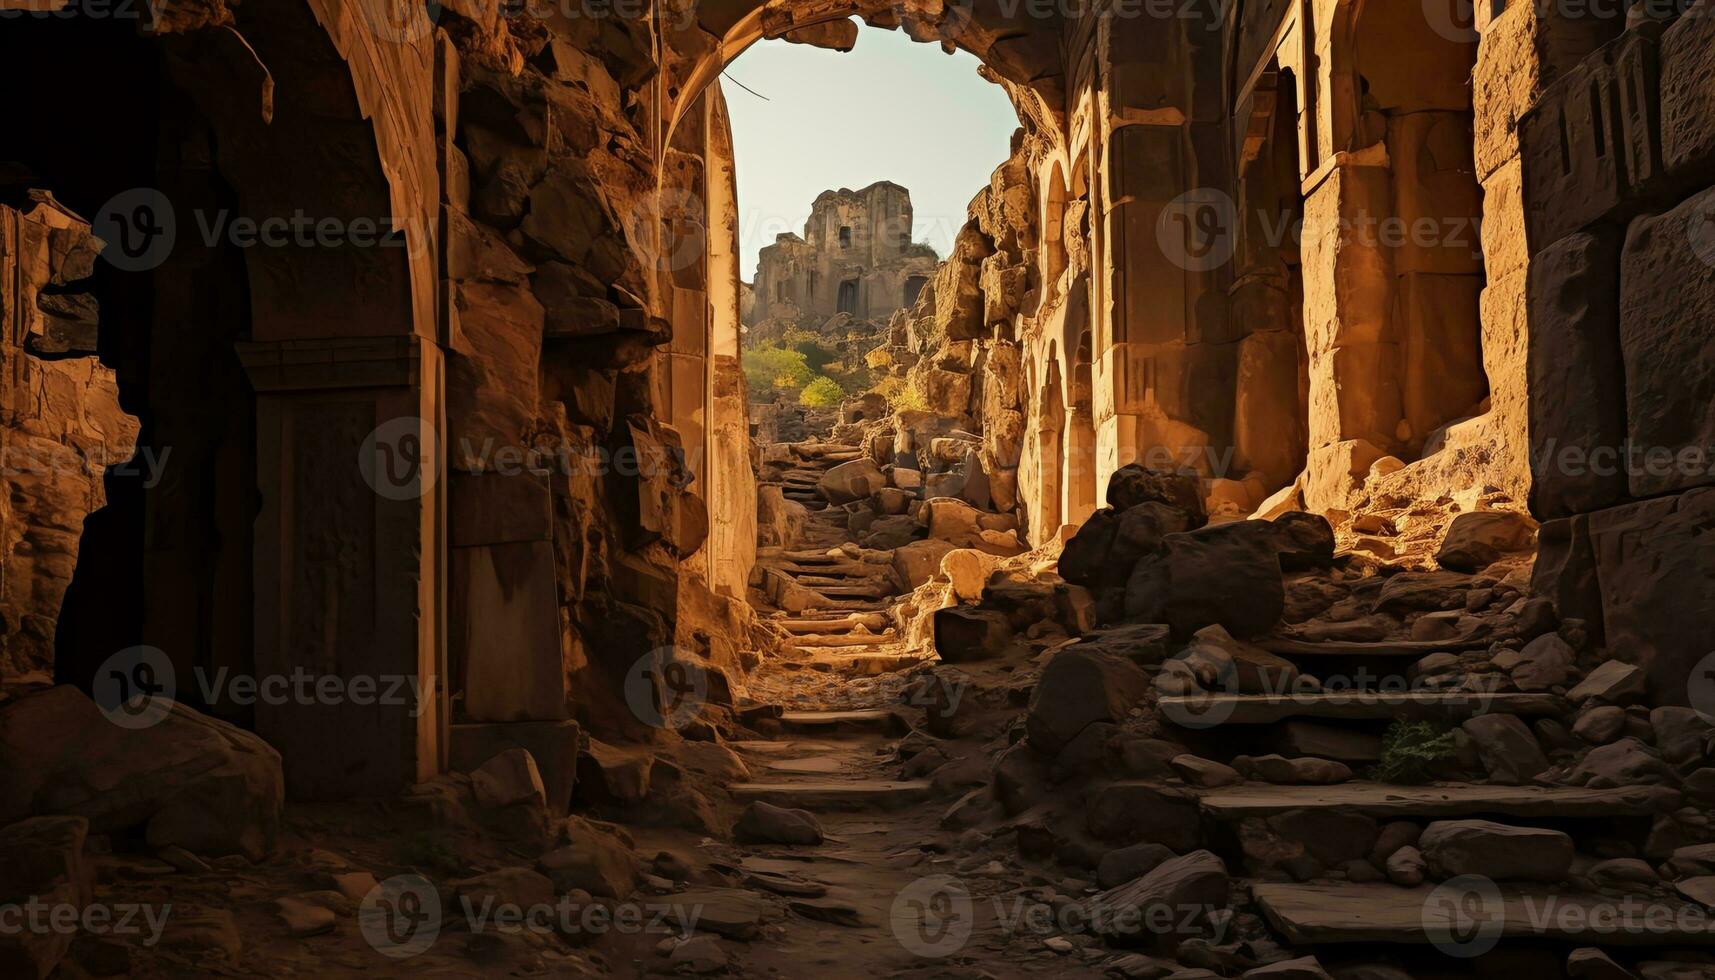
top-left (0, 1), bottom-right (445, 800)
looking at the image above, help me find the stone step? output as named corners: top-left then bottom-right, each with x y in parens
top-left (1157, 691), bottom-right (1567, 726)
top-left (1252, 881), bottom-right (1715, 946)
top-left (774, 613), bottom-right (892, 634)
top-left (783, 632), bottom-right (895, 649)
top-left (1257, 636), bottom-right (1494, 658)
top-left (778, 709), bottom-right (909, 735)
top-left (1197, 781), bottom-right (1672, 821)
top-left (808, 584), bottom-right (894, 600)
top-left (827, 652), bottom-right (930, 677)
top-left (730, 780), bottom-right (933, 811)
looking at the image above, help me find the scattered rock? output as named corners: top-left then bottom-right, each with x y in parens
top-left (1234, 755), bottom-right (1352, 785)
top-left (1126, 521), bottom-right (1287, 639)
top-left (1026, 647), bottom-right (1150, 755)
top-left (1096, 842), bottom-right (1177, 889)
top-left (471, 748), bottom-right (547, 810)
top-left (668, 934), bottom-right (728, 973)
top-left (1461, 714), bottom-right (1551, 784)
top-left (818, 458), bottom-right (885, 505)
top-left (1564, 737), bottom-right (1677, 788)
top-left (537, 824), bottom-right (640, 898)
top-left (0, 815), bottom-right (91, 979)
top-left (273, 896), bottom-right (335, 938)
top-left (1436, 511), bottom-right (1538, 572)
top-left (1082, 850), bottom-right (1229, 946)
top-left (1567, 661), bottom-right (1649, 705)
top-left (1419, 819), bottom-right (1574, 882)
top-left (1169, 755), bottom-right (1241, 788)
top-left (1385, 846), bottom-right (1426, 886)
top-left (732, 802), bottom-right (823, 846)
top-left (1574, 706), bottom-right (1628, 745)
top-left (1510, 633), bottom-right (1577, 692)
top-left (933, 607), bottom-right (1013, 663)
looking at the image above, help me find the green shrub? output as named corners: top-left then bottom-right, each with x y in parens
top-left (742, 344), bottom-right (812, 397)
top-left (799, 375), bottom-right (844, 408)
top-left (1369, 720), bottom-right (1459, 785)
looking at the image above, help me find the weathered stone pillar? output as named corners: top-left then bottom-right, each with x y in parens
top-left (238, 336), bottom-right (445, 799)
top-left (1063, 404), bottom-right (1098, 526)
top-left (1300, 156), bottom-right (1398, 510)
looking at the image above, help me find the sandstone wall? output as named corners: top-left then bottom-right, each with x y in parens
top-left (1525, 4), bottom-right (1715, 705)
top-left (0, 195), bottom-right (138, 682)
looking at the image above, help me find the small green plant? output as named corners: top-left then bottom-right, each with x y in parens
top-left (1369, 720), bottom-right (1459, 785)
top-left (799, 375), bottom-right (844, 408)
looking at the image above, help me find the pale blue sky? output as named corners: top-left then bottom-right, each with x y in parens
top-left (723, 21), bottom-right (1020, 281)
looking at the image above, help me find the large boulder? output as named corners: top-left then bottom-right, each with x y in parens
top-left (892, 539), bottom-right (957, 591)
top-left (933, 607), bottom-right (1013, 664)
top-left (1460, 714), bottom-right (1550, 785)
top-left (1271, 512), bottom-right (1336, 571)
top-left (0, 686), bottom-right (283, 861)
top-left (1105, 465), bottom-right (1208, 527)
top-left (818, 458), bottom-right (884, 505)
top-left (732, 802), bottom-right (823, 846)
top-left (1181, 625), bottom-right (1300, 695)
top-left (1059, 503), bottom-right (1198, 591)
top-left (1436, 511), bottom-right (1539, 572)
top-left (1081, 850), bottom-right (1229, 947)
top-left (1418, 819), bottom-right (1573, 882)
top-left (1086, 783), bottom-right (1202, 848)
top-left (537, 820), bottom-right (640, 897)
top-left (1125, 521), bottom-right (1285, 639)
top-left (1026, 646), bottom-right (1150, 755)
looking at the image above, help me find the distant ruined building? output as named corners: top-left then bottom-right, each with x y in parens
top-left (745, 182), bottom-right (939, 329)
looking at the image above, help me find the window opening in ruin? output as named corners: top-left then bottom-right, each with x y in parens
top-left (837, 278), bottom-right (859, 314)
top-left (839, 225), bottom-right (851, 248)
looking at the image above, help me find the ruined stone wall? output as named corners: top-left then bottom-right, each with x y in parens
top-left (0, 196), bottom-right (139, 683)
top-left (1525, 3), bottom-right (1715, 706)
top-left (748, 181), bottom-right (939, 325)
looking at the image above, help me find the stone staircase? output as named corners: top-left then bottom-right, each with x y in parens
top-left (1149, 633), bottom-right (1715, 955)
top-left (751, 441), bottom-right (933, 678)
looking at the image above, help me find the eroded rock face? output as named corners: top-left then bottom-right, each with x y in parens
top-left (0, 196), bottom-right (138, 681)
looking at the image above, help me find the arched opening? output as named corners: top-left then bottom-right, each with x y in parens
top-left (1350, 0), bottom-right (1489, 463)
top-left (902, 274), bottom-right (929, 307)
top-left (0, 3), bottom-right (439, 800)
